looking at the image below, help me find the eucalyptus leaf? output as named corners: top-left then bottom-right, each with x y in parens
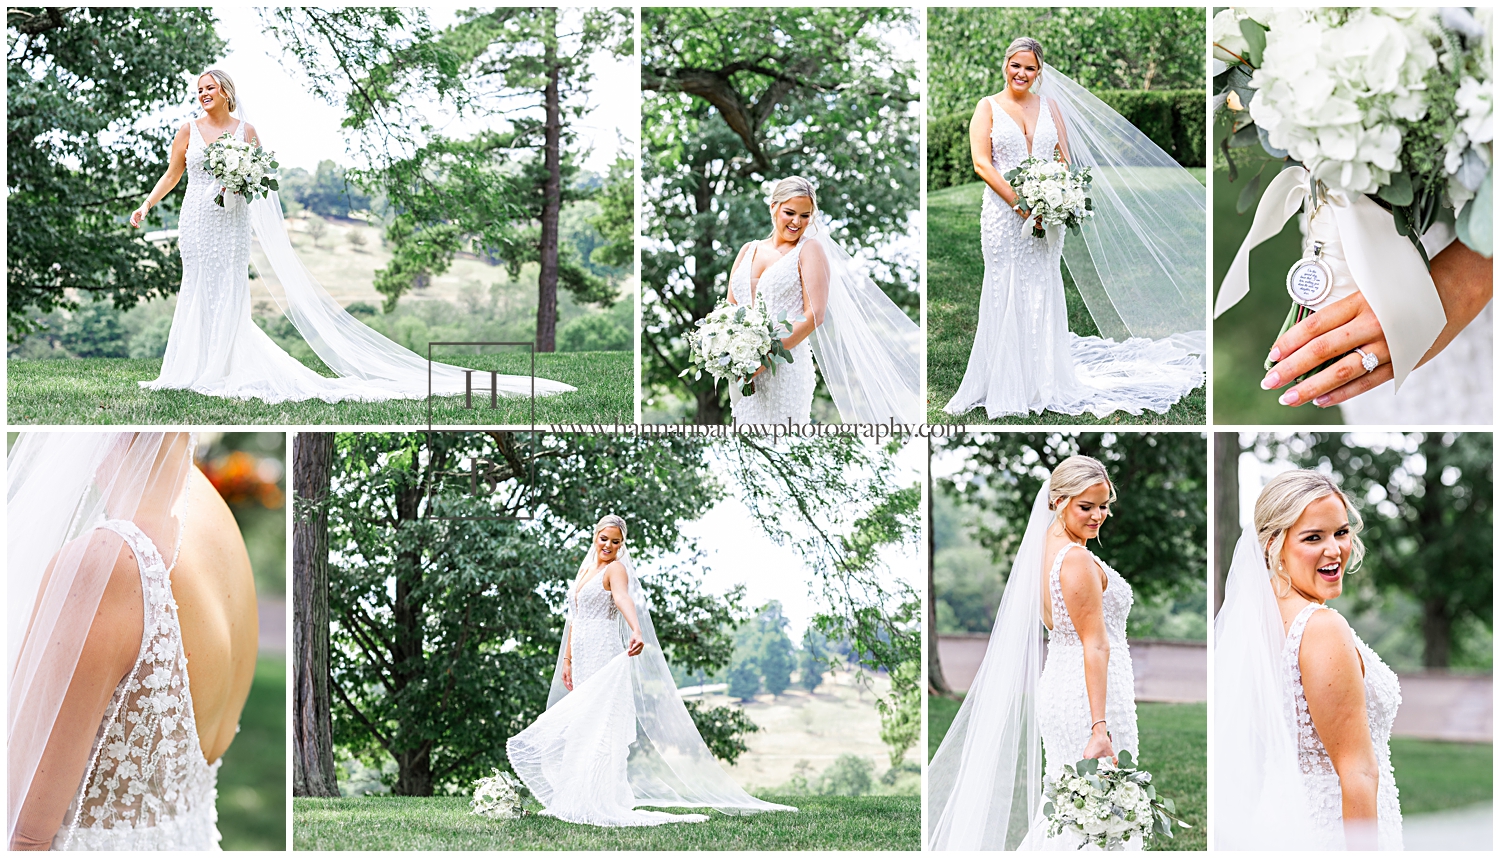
top-left (1237, 166), bottom-right (1265, 214)
top-left (1456, 171), bottom-right (1493, 257)
top-left (1239, 18), bottom-right (1267, 66)
top-left (1377, 170), bottom-right (1414, 207)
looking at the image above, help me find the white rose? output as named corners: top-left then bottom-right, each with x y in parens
top-left (1212, 9), bottom-right (1250, 64)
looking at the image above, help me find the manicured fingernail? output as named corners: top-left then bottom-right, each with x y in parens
top-left (1279, 389), bottom-right (1300, 406)
top-left (1314, 395), bottom-right (1332, 407)
top-left (1260, 371), bottom-right (1279, 390)
top-left (1269, 346), bottom-right (1281, 361)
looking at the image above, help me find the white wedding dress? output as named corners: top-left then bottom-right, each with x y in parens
top-left (943, 96), bottom-right (1204, 419)
top-left (1283, 604), bottom-right (1404, 850)
top-left (141, 118), bottom-right (573, 403)
top-left (53, 520), bottom-right (221, 851)
top-left (728, 241), bottom-right (818, 424)
top-left (1019, 542), bottom-right (1140, 851)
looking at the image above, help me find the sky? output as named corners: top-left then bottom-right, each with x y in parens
top-left (205, 6), bottom-right (634, 174)
top-left (637, 439), bottom-right (924, 641)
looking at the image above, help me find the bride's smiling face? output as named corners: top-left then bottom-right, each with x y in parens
top-left (596, 526), bottom-right (624, 563)
top-left (1278, 494), bottom-right (1353, 603)
top-left (771, 196), bottom-right (814, 243)
top-left (1005, 51), bottom-right (1040, 96)
top-left (197, 74), bottom-right (226, 115)
top-left (1058, 481), bottom-right (1110, 542)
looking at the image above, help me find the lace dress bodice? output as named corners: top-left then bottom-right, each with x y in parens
top-left (942, 94), bottom-right (1203, 420)
top-left (569, 572), bottom-right (624, 688)
top-left (728, 241), bottom-right (817, 424)
top-left (55, 520), bottom-right (220, 851)
top-left (1024, 543), bottom-right (1139, 851)
top-left (1283, 604), bottom-right (1403, 850)
top-left (178, 120), bottom-right (250, 265)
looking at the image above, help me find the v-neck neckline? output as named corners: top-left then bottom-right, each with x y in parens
top-left (747, 240), bottom-right (799, 304)
top-left (992, 95), bottom-right (1043, 157)
top-left (193, 118), bottom-right (242, 145)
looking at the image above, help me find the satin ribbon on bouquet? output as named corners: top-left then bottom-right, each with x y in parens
top-left (1214, 165), bottom-right (1446, 391)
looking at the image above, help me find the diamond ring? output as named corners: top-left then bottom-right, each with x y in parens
top-left (1353, 347), bottom-right (1378, 373)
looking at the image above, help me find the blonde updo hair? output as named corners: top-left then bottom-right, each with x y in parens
top-left (1004, 37), bottom-right (1045, 77)
top-left (198, 69), bottom-right (238, 113)
top-left (767, 176), bottom-right (818, 213)
top-left (1048, 455), bottom-right (1116, 515)
top-left (1254, 469), bottom-right (1364, 592)
top-left (595, 514), bottom-right (627, 539)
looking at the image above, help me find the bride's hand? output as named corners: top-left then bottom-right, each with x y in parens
top-left (129, 205), bottom-right (149, 229)
top-left (1259, 291), bottom-right (1387, 408)
top-left (1082, 724), bottom-right (1115, 764)
top-left (626, 631), bottom-right (645, 657)
top-left (562, 660), bottom-right (573, 691)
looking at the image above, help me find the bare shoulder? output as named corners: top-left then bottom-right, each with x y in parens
top-left (974, 95), bottom-right (994, 116)
top-left (1300, 608), bottom-right (1359, 661)
top-left (1058, 545), bottom-right (1104, 591)
top-left (602, 559), bottom-right (629, 589)
top-left (798, 235), bottom-right (828, 264)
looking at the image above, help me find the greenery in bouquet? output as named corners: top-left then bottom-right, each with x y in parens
top-left (1212, 7), bottom-right (1492, 260)
top-left (469, 769), bottom-right (530, 821)
top-left (203, 133), bottom-right (280, 208)
top-left (679, 298), bottom-right (800, 397)
top-left (1042, 751), bottom-right (1191, 850)
top-left (1002, 155), bottom-right (1095, 239)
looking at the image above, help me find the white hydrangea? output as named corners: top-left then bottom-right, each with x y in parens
top-left (1247, 7), bottom-right (1439, 194)
top-left (681, 297), bottom-right (795, 391)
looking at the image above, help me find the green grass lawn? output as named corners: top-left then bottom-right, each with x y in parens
top-left (218, 657), bottom-right (286, 850)
top-left (292, 794), bottom-right (917, 851)
top-left (1391, 737), bottom-right (1493, 815)
top-left (7, 352), bottom-right (632, 425)
top-left (928, 696), bottom-right (1206, 851)
top-left (1211, 167), bottom-right (1343, 425)
top-left (926, 179), bottom-right (1206, 425)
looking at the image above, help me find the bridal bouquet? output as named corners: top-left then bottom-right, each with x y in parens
top-left (203, 133), bottom-right (280, 208)
top-left (1213, 7), bottom-right (1492, 258)
top-left (1003, 155), bottom-right (1094, 239)
top-left (470, 769), bottom-right (529, 820)
top-left (1042, 752), bottom-right (1191, 850)
top-left (679, 298), bottom-right (799, 397)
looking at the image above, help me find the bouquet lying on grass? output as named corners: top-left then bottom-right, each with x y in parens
top-left (680, 298), bottom-right (800, 397)
top-left (203, 133), bottom-right (280, 208)
top-left (470, 769), bottom-right (529, 821)
top-left (1003, 155), bottom-right (1094, 239)
top-left (1043, 751), bottom-right (1191, 850)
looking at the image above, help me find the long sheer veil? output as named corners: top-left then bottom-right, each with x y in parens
top-left (1213, 528), bottom-right (1318, 849)
top-left (232, 93), bottom-right (573, 398)
top-left (1036, 65), bottom-right (1207, 353)
top-left (8, 433), bottom-right (196, 843)
top-left (927, 482), bottom-right (1051, 850)
top-left (542, 541), bottom-right (794, 815)
top-left (802, 219), bottom-right (923, 424)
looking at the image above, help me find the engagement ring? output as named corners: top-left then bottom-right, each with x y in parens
top-left (1354, 348), bottom-right (1378, 373)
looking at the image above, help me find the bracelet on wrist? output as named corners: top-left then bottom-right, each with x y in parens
top-left (1091, 718), bottom-right (1107, 731)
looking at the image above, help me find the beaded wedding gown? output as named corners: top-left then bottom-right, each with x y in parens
top-left (1283, 604), bottom-right (1404, 850)
top-left (728, 241), bottom-right (818, 425)
top-left (141, 119), bottom-right (573, 403)
top-left (943, 95), bottom-right (1204, 419)
top-left (54, 520), bottom-right (221, 851)
top-left (1018, 543), bottom-right (1139, 851)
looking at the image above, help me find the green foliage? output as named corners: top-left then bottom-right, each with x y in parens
top-left (641, 8), bottom-right (919, 423)
top-left (797, 628), bottom-right (828, 692)
top-left (875, 660), bottom-right (920, 766)
top-left (7, 7), bottom-right (225, 339)
top-left (558, 312), bottom-right (630, 352)
top-left (59, 298), bottom-right (130, 358)
top-left (927, 90), bottom-right (1204, 192)
top-left (726, 658), bottom-right (761, 701)
top-left (928, 7), bottom-right (1205, 117)
top-left (1266, 432), bottom-right (1493, 668)
top-left (683, 700), bottom-right (760, 765)
top-left (323, 432), bottom-right (724, 795)
top-left (216, 658), bottom-right (286, 850)
top-left (814, 754), bottom-right (875, 797)
top-left (935, 432), bottom-right (1208, 601)
top-left (589, 155), bottom-right (635, 270)
top-left (282, 160), bottom-right (372, 218)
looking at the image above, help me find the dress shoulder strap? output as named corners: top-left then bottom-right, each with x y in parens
top-left (1284, 602), bottom-right (1325, 654)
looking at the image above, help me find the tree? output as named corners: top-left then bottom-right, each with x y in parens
top-left (816, 754), bottom-right (874, 796)
top-left (7, 7), bottom-right (225, 339)
top-left (726, 658), bottom-right (761, 702)
top-left (927, 7), bottom-right (1206, 117)
top-left (1277, 432), bottom-right (1493, 668)
top-left (927, 439), bottom-right (952, 695)
top-left (750, 603), bottom-right (795, 696)
top-left (293, 432), bottom-right (337, 797)
top-left (324, 431), bottom-right (732, 794)
top-left (588, 155), bottom-right (635, 270)
top-left (299, 159), bottom-right (371, 218)
top-left (797, 627), bottom-right (828, 692)
top-left (305, 214), bottom-right (328, 248)
top-left (934, 432), bottom-right (1208, 600)
top-left (1213, 433), bottom-right (1239, 616)
top-left (641, 8), bottom-right (919, 422)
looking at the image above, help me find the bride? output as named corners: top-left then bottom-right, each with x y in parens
top-left (724, 177), bottom-right (921, 425)
top-left (506, 515), bottom-right (795, 826)
top-left (129, 69), bottom-right (574, 403)
top-left (1215, 470), bottom-right (1403, 851)
top-left (942, 38), bottom-right (1205, 420)
top-left (928, 456), bottom-right (1140, 850)
top-left (8, 433), bottom-right (257, 850)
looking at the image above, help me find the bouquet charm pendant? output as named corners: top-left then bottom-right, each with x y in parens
top-left (1285, 240), bottom-right (1333, 322)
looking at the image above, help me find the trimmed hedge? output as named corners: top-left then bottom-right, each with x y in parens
top-left (928, 90), bottom-right (1205, 191)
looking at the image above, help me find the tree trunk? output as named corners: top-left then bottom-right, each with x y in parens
top-left (535, 7), bottom-right (562, 353)
top-left (1213, 432), bottom-right (1239, 618)
top-left (927, 438), bottom-right (951, 696)
top-left (1422, 601), bottom-right (1452, 669)
top-left (389, 446), bottom-right (437, 795)
top-left (393, 746), bottom-right (433, 797)
top-left (292, 433), bottom-right (338, 797)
